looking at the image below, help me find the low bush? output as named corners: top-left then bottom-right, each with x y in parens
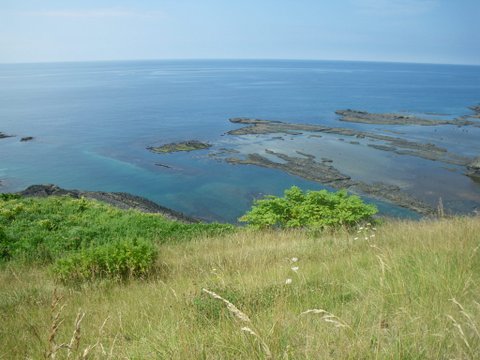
top-left (0, 193), bottom-right (21, 201)
top-left (0, 196), bottom-right (234, 263)
top-left (52, 239), bottom-right (158, 283)
top-left (0, 226), bottom-right (10, 260)
top-left (239, 186), bottom-right (377, 229)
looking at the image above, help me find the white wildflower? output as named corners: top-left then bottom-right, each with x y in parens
top-left (285, 278), bottom-right (293, 285)
top-left (291, 257), bottom-right (298, 262)
top-left (291, 266), bottom-right (299, 272)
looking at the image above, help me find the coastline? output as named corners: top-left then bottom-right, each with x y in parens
top-left (17, 184), bottom-right (198, 223)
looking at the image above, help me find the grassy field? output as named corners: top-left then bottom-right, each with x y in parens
top-left (1, 196), bottom-right (479, 359)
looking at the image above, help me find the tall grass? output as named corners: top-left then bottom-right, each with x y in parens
top-left (1, 198), bottom-right (479, 358)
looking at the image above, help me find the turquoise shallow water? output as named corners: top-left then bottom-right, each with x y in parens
top-left (0, 60), bottom-right (479, 222)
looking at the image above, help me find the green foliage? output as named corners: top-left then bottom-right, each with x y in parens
top-left (0, 196), bottom-right (234, 264)
top-left (52, 239), bottom-right (158, 283)
top-left (0, 226), bottom-right (10, 260)
top-left (0, 193), bottom-right (21, 201)
top-left (239, 186), bottom-right (377, 229)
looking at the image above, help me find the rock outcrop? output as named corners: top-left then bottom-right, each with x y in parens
top-left (18, 184), bottom-right (198, 223)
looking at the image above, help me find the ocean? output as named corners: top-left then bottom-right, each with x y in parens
top-left (1, 60), bottom-right (479, 222)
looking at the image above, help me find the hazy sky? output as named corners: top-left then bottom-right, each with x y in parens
top-left (1, 0), bottom-right (479, 65)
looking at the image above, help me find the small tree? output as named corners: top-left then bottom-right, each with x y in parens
top-left (239, 186), bottom-right (377, 229)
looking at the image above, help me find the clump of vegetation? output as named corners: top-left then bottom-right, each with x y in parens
top-left (239, 186), bottom-right (377, 229)
top-left (0, 225), bottom-right (10, 260)
top-left (0, 195), bottom-right (234, 264)
top-left (0, 193), bottom-right (21, 201)
top-left (52, 239), bottom-right (158, 283)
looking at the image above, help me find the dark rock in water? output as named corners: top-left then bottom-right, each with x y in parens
top-left (336, 109), bottom-right (475, 126)
top-left (468, 105), bottom-right (480, 119)
top-left (20, 136), bottom-right (34, 142)
top-left (147, 140), bottom-right (211, 154)
top-left (18, 184), bottom-right (198, 223)
top-left (295, 151), bottom-right (315, 159)
top-left (155, 163), bottom-right (172, 169)
top-left (0, 132), bottom-right (14, 139)
top-left (227, 150), bottom-right (352, 186)
top-left (368, 144), bottom-right (398, 152)
top-left (466, 157), bottom-right (480, 182)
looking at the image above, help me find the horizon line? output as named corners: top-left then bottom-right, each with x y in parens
top-left (1, 57), bottom-right (479, 67)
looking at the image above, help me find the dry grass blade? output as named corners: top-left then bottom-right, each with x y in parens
top-left (81, 343), bottom-right (99, 360)
top-left (67, 311), bottom-right (86, 358)
top-left (301, 308), bottom-right (351, 329)
top-left (450, 298), bottom-right (480, 339)
top-left (241, 327), bottom-right (272, 359)
top-left (202, 289), bottom-right (272, 358)
top-left (447, 315), bottom-right (472, 353)
top-left (43, 289), bottom-right (111, 359)
top-left (202, 288), bottom-right (251, 322)
top-left (45, 289), bottom-right (66, 359)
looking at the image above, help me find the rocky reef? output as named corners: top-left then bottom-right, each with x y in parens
top-left (227, 118), bottom-right (470, 166)
top-left (148, 140), bottom-right (211, 154)
top-left (468, 105), bottom-right (480, 119)
top-left (466, 157), bottom-right (480, 182)
top-left (335, 109), bottom-right (474, 126)
top-left (222, 109), bottom-right (480, 215)
top-left (226, 150), bottom-right (434, 215)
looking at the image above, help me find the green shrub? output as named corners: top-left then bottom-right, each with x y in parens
top-left (0, 193), bottom-right (21, 201)
top-left (239, 186), bottom-right (377, 229)
top-left (52, 239), bottom-right (158, 283)
top-left (0, 196), bottom-right (234, 264)
top-left (0, 226), bottom-right (10, 260)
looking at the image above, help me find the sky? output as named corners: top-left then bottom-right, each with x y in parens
top-left (0, 0), bottom-right (479, 65)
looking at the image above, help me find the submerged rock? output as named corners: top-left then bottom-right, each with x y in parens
top-left (20, 136), bottom-right (34, 142)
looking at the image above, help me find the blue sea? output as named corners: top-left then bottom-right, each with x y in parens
top-left (1, 60), bottom-right (480, 222)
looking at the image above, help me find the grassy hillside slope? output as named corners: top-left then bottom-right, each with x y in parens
top-left (1, 196), bottom-right (479, 359)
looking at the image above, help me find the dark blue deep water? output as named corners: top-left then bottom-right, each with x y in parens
top-left (1, 60), bottom-right (479, 222)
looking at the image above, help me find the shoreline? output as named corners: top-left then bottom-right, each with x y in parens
top-left (16, 184), bottom-right (198, 223)
top-left (2, 104), bottom-right (479, 221)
